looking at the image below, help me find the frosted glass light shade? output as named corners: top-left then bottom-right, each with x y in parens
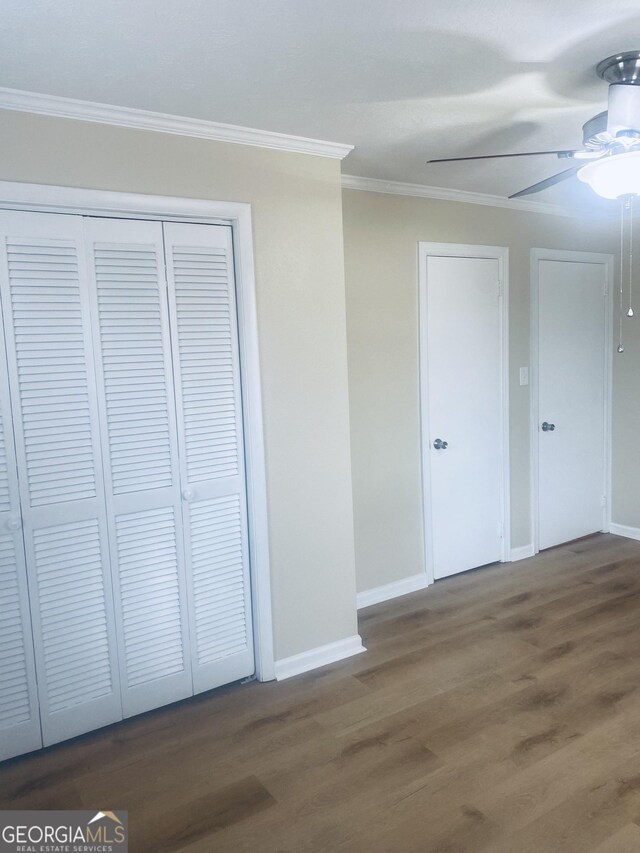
top-left (578, 151), bottom-right (640, 199)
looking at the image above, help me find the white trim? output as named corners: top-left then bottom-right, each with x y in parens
top-left (419, 242), bottom-right (511, 584)
top-left (274, 635), bottom-right (366, 681)
top-left (609, 522), bottom-right (640, 541)
top-left (0, 180), bottom-right (258, 221)
top-left (231, 208), bottom-right (275, 683)
top-left (356, 573), bottom-right (429, 610)
top-left (530, 248), bottom-right (613, 555)
top-left (0, 87), bottom-right (354, 161)
top-left (342, 174), bottom-right (572, 217)
top-left (0, 180), bottom-right (276, 681)
top-left (510, 544), bottom-right (536, 562)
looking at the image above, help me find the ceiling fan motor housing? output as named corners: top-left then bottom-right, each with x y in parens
top-left (596, 51), bottom-right (640, 140)
top-left (607, 85), bottom-right (640, 137)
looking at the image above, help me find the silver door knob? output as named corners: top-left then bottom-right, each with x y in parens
top-left (182, 489), bottom-right (195, 502)
top-left (541, 422), bottom-right (555, 432)
top-left (433, 438), bottom-right (448, 450)
top-left (5, 517), bottom-right (22, 531)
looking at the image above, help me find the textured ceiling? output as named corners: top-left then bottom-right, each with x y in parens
top-left (3, 0), bottom-right (640, 208)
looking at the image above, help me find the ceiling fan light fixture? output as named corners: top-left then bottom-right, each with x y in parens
top-left (577, 151), bottom-right (640, 198)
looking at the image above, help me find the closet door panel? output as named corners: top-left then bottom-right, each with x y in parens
top-left (84, 217), bottom-right (192, 716)
top-left (0, 333), bottom-right (41, 760)
top-left (164, 222), bottom-right (254, 693)
top-left (0, 211), bottom-right (122, 747)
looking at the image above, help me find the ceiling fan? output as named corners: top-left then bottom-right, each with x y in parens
top-left (428, 51), bottom-right (640, 199)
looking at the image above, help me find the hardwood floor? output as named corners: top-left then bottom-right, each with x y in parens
top-left (4, 534), bottom-right (640, 851)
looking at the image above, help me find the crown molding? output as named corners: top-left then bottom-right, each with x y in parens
top-left (341, 174), bottom-right (577, 217)
top-left (0, 87), bottom-right (354, 160)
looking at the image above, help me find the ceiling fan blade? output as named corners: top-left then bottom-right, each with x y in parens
top-left (508, 166), bottom-right (580, 198)
top-left (427, 150), bottom-right (578, 164)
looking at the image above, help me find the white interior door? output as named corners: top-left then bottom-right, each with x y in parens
top-left (421, 246), bottom-right (507, 580)
top-left (164, 222), bottom-right (254, 694)
top-left (535, 253), bottom-right (610, 550)
top-left (0, 211), bottom-right (122, 747)
top-left (83, 217), bottom-right (193, 717)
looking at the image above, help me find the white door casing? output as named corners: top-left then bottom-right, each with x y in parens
top-left (0, 181), bottom-right (274, 685)
top-left (419, 243), bottom-right (510, 582)
top-left (532, 250), bottom-right (612, 551)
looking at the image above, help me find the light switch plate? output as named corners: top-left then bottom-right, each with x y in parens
top-left (519, 367), bottom-right (529, 386)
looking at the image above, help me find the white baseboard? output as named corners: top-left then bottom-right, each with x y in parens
top-left (609, 522), bottom-right (640, 541)
top-left (274, 634), bottom-right (366, 681)
top-left (356, 572), bottom-right (429, 610)
top-left (510, 544), bottom-right (536, 562)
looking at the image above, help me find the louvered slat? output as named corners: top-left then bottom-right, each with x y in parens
top-left (0, 214), bottom-right (257, 757)
top-left (0, 409), bottom-right (11, 515)
top-left (0, 533), bottom-right (31, 728)
top-left (0, 257), bottom-right (41, 758)
top-left (171, 246), bottom-right (239, 482)
top-left (6, 239), bottom-right (97, 507)
top-left (115, 507), bottom-right (185, 688)
top-left (0, 212), bottom-right (123, 752)
top-left (94, 244), bottom-right (173, 494)
top-left (33, 518), bottom-right (113, 713)
top-left (190, 496), bottom-right (248, 664)
top-left (84, 218), bottom-right (192, 717)
top-left (164, 222), bottom-right (254, 694)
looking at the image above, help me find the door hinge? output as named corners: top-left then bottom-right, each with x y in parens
top-left (601, 495), bottom-right (607, 507)
top-left (497, 280), bottom-right (502, 298)
top-left (498, 522), bottom-right (504, 539)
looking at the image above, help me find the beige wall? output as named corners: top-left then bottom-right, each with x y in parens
top-left (611, 228), bottom-right (640, 529)
top-left (0, 109), bottom-right (359, 661)
top-left (342, 188), bottom-right (619, 594)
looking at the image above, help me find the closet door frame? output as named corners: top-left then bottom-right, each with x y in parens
top-left (0, 181), bottom-right (275, 682)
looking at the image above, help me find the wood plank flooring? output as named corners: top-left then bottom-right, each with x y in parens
top-left (4, 533), bottom-right (640, 851)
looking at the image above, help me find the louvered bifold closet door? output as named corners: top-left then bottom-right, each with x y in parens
top-left (83, 218), bottom-right (192, 717)
top-left (0, 312), bottom-right (41, 760)
top-left (163, 223), bottom-right (254, 694)
top-left (0, 211), bottom-right (122, 747)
